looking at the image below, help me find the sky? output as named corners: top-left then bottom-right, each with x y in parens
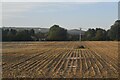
top-left (1, 1), bottom-right (119, 30)
top-left (1, 0), bottom-right (119, 2)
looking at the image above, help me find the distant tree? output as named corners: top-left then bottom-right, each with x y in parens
top-left (7, 29), bottom-right (17, 41)
top-left (108, 20), bottom-right (120, 41)
top-left (35, 32), bottom-right (46, 41)
top-left (15, 30), bottom-right (33, 41)
top-left (67, 34), bottom-right (79, 41)
top-left (2, 29), bottom-right (9, 41)
top-left (106, 29), bottom-right (111, 40)
top-left (83, 28), bottom-right (107, 41)
top-left (84, 28), bottom-right (96, 40)
top-left (29, 29), bottom-right (35, 36)
top-left (0, 28), bottom-right (1, 41)
top-left (95, 29), bottom-right (107, 41)
top-left (2, 20), bottom-right (120, 41)
top-left (47, 25), bottom-right (67, 41)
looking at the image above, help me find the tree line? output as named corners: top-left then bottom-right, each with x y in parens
top-left (2, 20), bottom-right (120, 41)
top-left (84, 20), bottom-right (120, 41)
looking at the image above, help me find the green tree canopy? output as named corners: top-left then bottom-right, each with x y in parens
top-left (108, 20), bottom-right (120, 41)
top-left (95, 29), bottom-right (106, 41)
top-left (47, 25), bottom-right (67, 41)
top-left (15, 30), bottom-right (33, 41)
top-left (84, 29), bottom-right (96, 40)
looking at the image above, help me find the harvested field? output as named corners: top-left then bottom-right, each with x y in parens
top-left (2, 41), bottom-right (119, 78)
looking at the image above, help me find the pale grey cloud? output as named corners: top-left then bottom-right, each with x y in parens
top-left (2, 2), bottom-right (89, 19)
top-left (2, 2), bottom-right (117, 29)
top-left (2, 2), bottom-right (41, 26)
top-left (2, 2), bottom-right (71, 17)
top-left (3, 3), bottom-right (38, 17)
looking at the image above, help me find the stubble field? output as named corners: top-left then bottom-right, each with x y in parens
top-left (2, 41), bottom-right (119, 78)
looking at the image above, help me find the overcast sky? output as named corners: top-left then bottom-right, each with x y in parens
top-left (1, 1), bottom-right (119, 30)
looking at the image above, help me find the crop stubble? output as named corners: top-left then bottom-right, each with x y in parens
top-left (2, 41), bottom-right (118, 78)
